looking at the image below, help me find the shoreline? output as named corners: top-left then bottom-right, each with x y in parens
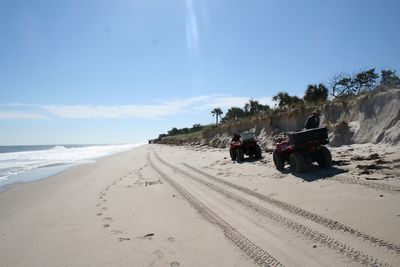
top-left (0, 164), bottom-right (75, 193)
top-left (0, 144), bottom-right (143, 193)
top-left (0, 143), bottom-right (399, 266)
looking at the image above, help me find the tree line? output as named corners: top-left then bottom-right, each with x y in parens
top-left (215, 68), bottom-right (400, 122)
top-left (156, 123), bottom-right (204, 139)
top-left (153, 68), bottom-right (399, 142)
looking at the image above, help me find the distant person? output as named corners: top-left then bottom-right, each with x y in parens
top-left (304, 109), bottom-right (321, 129)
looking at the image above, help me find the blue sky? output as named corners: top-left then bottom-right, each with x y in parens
top-left (1, 0), bottom-right (399, 145)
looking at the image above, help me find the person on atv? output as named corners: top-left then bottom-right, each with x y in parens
top-left (304, 109), bottom-right (321, 129)
top-left (231, 132), bottom-right (240, 142)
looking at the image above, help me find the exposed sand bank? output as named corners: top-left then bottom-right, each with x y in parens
top-left (0, 144), bottom-right (399, 266)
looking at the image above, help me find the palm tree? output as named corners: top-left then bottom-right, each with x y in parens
top-left (224, 107), bottom-right (245, 121)
top-left (211, 107), bottom-right (223, 124)
top-left (272, 91), bottom-right (303, 108)
top-left (272, 91), bottom-right (290, 108)
top-left (304, 83), bottom-right (328, 103)
top-left (244, 98), bottom-right (270, 115)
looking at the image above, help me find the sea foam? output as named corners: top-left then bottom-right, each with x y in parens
top-left (0, 144), bottom-right (141, 187)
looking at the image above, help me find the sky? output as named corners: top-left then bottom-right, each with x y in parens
top-left (0, 0), bottom-right (399, 145)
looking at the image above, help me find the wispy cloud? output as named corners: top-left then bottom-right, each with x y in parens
top-left (185, 0), bottom-right (200, 53)
top-left (41, 96), bottom-right (210, 119)
top-left (0, 112), bottom-right (45, 120)
top-left (0, 95), bottom-right (274, 120)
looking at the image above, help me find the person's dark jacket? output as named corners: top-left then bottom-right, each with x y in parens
top-left (231, 133), bottom-right (240, 142)
top-left (304, 115), bottom-right (320, 129)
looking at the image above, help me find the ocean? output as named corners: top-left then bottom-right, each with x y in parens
top-left (0, 144), bottom-right (142, 190)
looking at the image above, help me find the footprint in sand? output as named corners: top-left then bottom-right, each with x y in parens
top-left (103, 224), bottom-right (110, 228)
top-left (111, 230), bottom-right (123, 235)
top-left (118, 237), bottom-right (130, 242)
top-left (166, 237), bottom-right (175, 242)
top-left (101, 207), bottom-right (107, 211)
top-left (96, 213), bottom-right (102, 216)
top-left (103, 217), bottom-right (113, 222)
top-left (138, 233), bottom-right (154, 240)
top-left (170, 261), bottom-right (180, 267)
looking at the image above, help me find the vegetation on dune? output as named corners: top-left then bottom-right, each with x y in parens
top-left (221, 99), bottom-right (270, 123)
top-left (272, 92), bottom-right (303, 108)
top-left (155, 129), bottom-right (205, 145)
top-left (304, 83), bottom-right (328, 104)
top-left (330, 68), bottom-right (380, 98)
top-left (151, 68), bottom-right (400, 145)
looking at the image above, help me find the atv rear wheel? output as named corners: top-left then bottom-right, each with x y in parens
top-left (317, 146), bottom-right (332, 167)
top-left (273, 150), bottom-right (285, 170)
top-left (254, 145), bottom-right (262, 159)
top-left (236, 148), bottom-right (244, 163)
top-left (229, 149), bottom-right (237, 161)
top-left (289, 152), bottom-right (307, 173)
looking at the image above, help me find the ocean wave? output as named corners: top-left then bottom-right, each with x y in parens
top-left (0, 143), bottom-right (142, 183)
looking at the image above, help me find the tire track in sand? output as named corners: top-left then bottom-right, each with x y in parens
top-left (182, 162), bottom-right (400, 255)
top-left (328, 176), bottom-right (400, 194)
top-left (148, 153), bottom-right (283, 267)
top-left (153, 152), bottom-right (389, 266)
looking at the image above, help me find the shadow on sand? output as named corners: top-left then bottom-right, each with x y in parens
top-left (279, 164), bottom-right (348, 182)
top-left (235, 157), bottom-right (347, 182)
top-left (235, 157), bottom-right (264, 164)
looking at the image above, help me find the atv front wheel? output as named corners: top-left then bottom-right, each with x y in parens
top-left (289, 152), bottom-right (307, 173)
top-left (273, 150), bottom-right (285, 170)
top-left (236, 148), bottom-right (244, 163)
top-left (229, 149), bottom-right (237, 161)
top-left (317, 146), bottom-right (332, 167)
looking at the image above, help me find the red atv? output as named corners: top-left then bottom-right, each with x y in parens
top-left (230, 131), bottom-right (262, 162)
top-left (273, 127), bottom-right (332, 173)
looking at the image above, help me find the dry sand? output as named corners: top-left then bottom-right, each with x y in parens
top-left (0, 143), bottom-right (399, 266)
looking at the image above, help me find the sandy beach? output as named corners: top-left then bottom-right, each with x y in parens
top-left (1, 144), bottom-right (399, 266)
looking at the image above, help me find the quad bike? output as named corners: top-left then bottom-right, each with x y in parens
top-left (230, 131), bottom-right (262, 162)
top-left (273, 127), bottom-right (332, 173)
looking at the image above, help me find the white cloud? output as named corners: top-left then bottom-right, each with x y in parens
top-left (0, 112), bottom-right (45, 120)
top-left (0, 94), bottom-right (275, 120)
top-left (41, 96), bottom-right (212, 119)
top-left (258, 96), bottom-right (275, 107)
